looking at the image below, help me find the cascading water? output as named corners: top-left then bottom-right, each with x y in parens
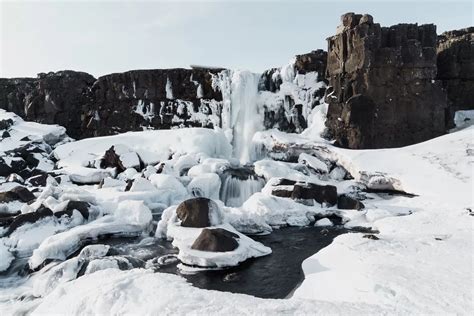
top-left (213, 70), bottom-right (265, 207)
top-left (229, 70), bottom-right (262, 164)
top-left (220, 168), bottom-right (266, 207)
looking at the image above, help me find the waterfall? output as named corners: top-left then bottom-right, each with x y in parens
top-left (213, 70), bottom-right (262, 164)
top-left (220, 173), bottom-right (265, 207)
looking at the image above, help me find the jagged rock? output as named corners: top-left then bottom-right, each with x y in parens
top-left (5, 206), bottom-right (53, 236)
top-left (325, 13), bottom-right (448, 149)
top-left (100, 146), bottom-right (126, 173)
top-left (337, 195), bottom-right (365, 210)
top-left (437, 27), bottom-right (474, 126)
top-left (0, 186), bottom-right (36, 203)
top-left (6, 173), bottom-right (24, 184)
top-left (191, 228), bottom-right (239, 252)
top-left (0, 71), bottom-right (96, 139)
top-left (176, 197), bottom-right (221, 228)
top-left (54, 200), bottom-right (90, 219)
top-left (292, 183), bottom-right (338, 206)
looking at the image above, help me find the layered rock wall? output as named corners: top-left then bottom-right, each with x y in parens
top-left (325, 13), bottom-right (448, 148)
top-left (437, 27), bottom-right (474, 125)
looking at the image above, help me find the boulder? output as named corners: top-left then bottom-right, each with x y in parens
top-left (54, 201), bottom-right (91, 219)
top-left (191, 228), bottom-right (239, 252)
top-left (176, 197), bottom-right (221, 228)
top-left (0, 186), bottom-right (36, 203)
top-left (337, 195), bottom-right (365, 210)
top-left (5, 206), bottom-right (53, 236)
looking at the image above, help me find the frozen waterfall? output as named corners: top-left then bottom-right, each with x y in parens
top-left (220, 168), bottom-right (266, 207)
top-left (213, 70), bottom-right (262, 164)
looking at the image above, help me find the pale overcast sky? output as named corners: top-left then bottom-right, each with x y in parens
top-left (1, 0), bottom-right (472, 78)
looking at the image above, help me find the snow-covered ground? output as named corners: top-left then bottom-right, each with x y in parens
top-left (1, 100), bottom-right (473, 313)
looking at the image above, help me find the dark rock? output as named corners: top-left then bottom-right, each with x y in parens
top-left (100, 146), bottom-right (125, 173)
top-left (191, 228), bottom-right (239, 252)
top-left (337, 195), bottom-right (365, 210)
top-left (363, 234), bottom-right (380, 240)
top-left (0, 71), bottom-right (96, 139)
top-left (2, 130), bottom-right (10, 138)
top-left (124, 179), bottom-right (134, 192)
top-left (5, 206), bottom-right (53, 236)
top-left (176, 197), bottom-right (219, 228)
top-left (275, 178), bottom-right (297, 186)
top-left (54, 200), bottom-right (90, 219)
top-left (437, 27), bottom-right (474, 127)
top-left (0, 186), bottom-right (36, 203)
top-left (26, 172), bottom-right (50, 186)
top-left (271, 188), bottom-right (293, 198)
top-left (325, 13), bottom-right (448, 148)
top-left (0, 118), bottom-right (13, 130)
top-left (292, 183), bottom-right (338, 206)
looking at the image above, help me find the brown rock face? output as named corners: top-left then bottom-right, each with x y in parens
top-left (191, 228), bottom-right (239, 252)
top-left (325, 13), bottom-right (448, 149)
top-left (437, 27), bottom-right (474, 126)
top-left (176, 197), bottom-right (221, 228)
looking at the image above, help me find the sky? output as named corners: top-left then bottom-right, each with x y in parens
top-left (0, 0), bottom-right (472, 78)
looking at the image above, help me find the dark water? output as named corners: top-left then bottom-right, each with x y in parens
top-left (100, 226), bottom-right (349, 299)
top-left (1, 226), bottom-right (350, 299)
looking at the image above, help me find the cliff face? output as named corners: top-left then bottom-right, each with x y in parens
top-left (437, 27), bottom-right (474, 126)
top-left (325, 13), bottom-right (448, 149)
top-left (83, 68), bottom-right (224, 138)
top-left (0, 71), bottom-right (95, 139)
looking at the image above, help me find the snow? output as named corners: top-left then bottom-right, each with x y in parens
top-left (0, 242), bottom-right (14, 272)
top-left (54, 128), bottom-right (232, 170)
top-left (314, 218), bottom-right (333, 227)
top-left (165, 77), bottom-right (174, 99)
top-left (187, 173), bottom-right (221, 200)
top-left (27, 269), bottom-right (390, 315)
top-left (29, 200), bottom-right (152, 269)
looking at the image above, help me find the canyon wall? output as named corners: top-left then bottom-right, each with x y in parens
top-left (436, 27), bottom-right (474, 127)
top-left (0, 13), bottom-right (472, 148)
top-left (324, 13), bottom-right (448, 149)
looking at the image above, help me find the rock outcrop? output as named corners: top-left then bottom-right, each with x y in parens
top-left (437, 27), bottom-right (474, 126)
top-left (325, 13), bottom-right (448, 149)
top-left (0, 71), bottom-right (95, 139)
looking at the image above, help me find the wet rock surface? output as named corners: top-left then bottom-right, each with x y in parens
top-left (325, 13), bottom-right (448, 149)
